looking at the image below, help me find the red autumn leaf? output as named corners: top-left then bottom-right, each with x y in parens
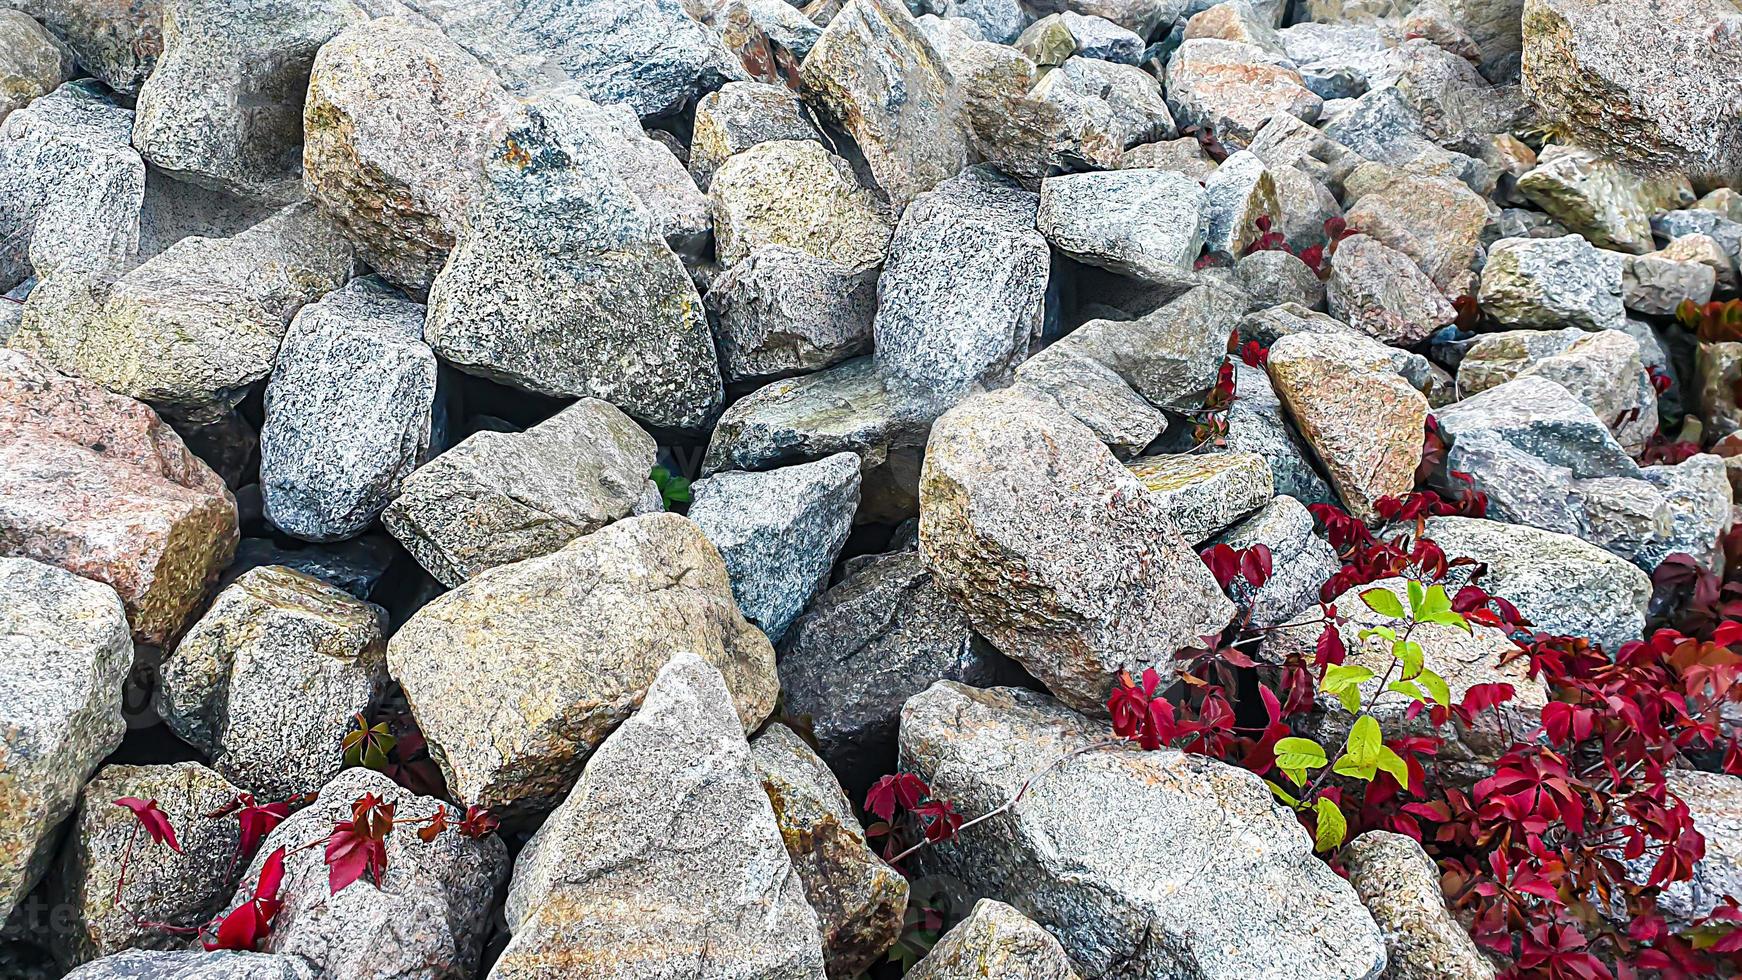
top-left (236, 795), bottom-right (291, 861)
top-left (325, 823), bottom-right (388, 894)
top-left (1199, 543), bottom-right (1241, 590)
top-left (864, 773), bottom-right (929, 823)
top-left (204, 848), bottom-right (287, 952)
top-left (1240, 544), bottom-right (1272, 589)
top-left (458, 805), bottom-right (498, 839)
top-left (913, 798), bottom-right (963, 843)
top-left (254, 846), bottom-right (287, 903)
top-left (1315, 622), bottom-right (1346, 667)
top-left (114, 797), bottom-right (181, 853)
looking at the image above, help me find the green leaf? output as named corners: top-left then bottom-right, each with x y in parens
top-left (1333, 753), bottom-right (1376, 780)
top-left (1266, 780), bottom-right (1303, 808)
top-left (1360, 587), bottom-right (1404, 619)
top-left (1386, 679), bottom-right (1426, 701)
top-left (1321, 664), bottom-right (1374, 714)
top-left (1314, 797), bottom-right (1347, 852)
top-left (650, 465), bottom-right (692, 509)
top-left (1392, 639), bottom-right (1424, 680)
top-left (1344, 715), bottom-right (1382, 765)
top-left (1406, 579), bottom-right (1426, 618)
top-left (1273, 737), bottom-right (1328, 771)
top-left (1418, 584), bottom-right (1453, 616)
top-left (1376, 745), bottom-right (1411, 787)
top-left (1357, 625), bottom-right (1396, 643)
top-left (1418, 668), bottom-right (1452, 709)
top-left (1421, 609), bottom-right (1474, 633)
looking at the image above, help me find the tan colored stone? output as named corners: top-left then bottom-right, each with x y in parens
top-left (906, 899), bottom-right (1081, 980)
top-left (1343, 163), bottom-right (1489, 294)
top-left (0, 349), bottom-right (236, 644)
top-left (710, 139), bottom-right (894, 272)
top-left (0, 11), bottom-right (72, 124)
top-left (1343, 831), bottom-right (1497, 980)
top-left (1163, 38), bottom-right (1321, 148)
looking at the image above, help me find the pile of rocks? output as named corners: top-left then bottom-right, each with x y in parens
top-left (2, 0), bottom-right (1740, 977)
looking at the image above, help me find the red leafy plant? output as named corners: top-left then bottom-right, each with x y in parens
top-left (1240, 215), bottom-right (1356, 278)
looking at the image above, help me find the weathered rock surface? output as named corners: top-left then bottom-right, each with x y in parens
top-left (901, 682), bottom-right (1388, 979)
top-left (919, 387), bottom-right (1233, 712)
top-left (62, 950), bottom-right (316, 979)
top-left (1127, 451), bottom-right (1275, 544)
top-left (158, 566), bottom-right (387, 798)
top-left (710, 139), bottom-right (894, 272)
top-left (0, 11), bottom-right (71, 124)
top-left (1342, 831), bottom-right (1497, 980)
top-left (1037, 168), bottom-right (1205, 289)
top-left (688, 452), bottom-right (860, 643)
top-left (497, 653), bottom-right (828, 979)
top-left (1013, 346), bottom-right (1168, 459)
top-left (1636, 454), bottom-right (1735, 575)
top-left (387, 514), bottom-right (779, 820)
top-left (1202, 150), bottom-right (1280, 257)
top-left (1327, 233), bottom-right (1455, 346)
top-left (906, 899), bottom-right (1082, 980)
top-left (706, 246), bottom-right (878, 381)
top-left (1515, 144), bottom-right (1692, 254)
top-left (1476, 234), bottom-right (1625, 332)
top-left (1341, 163), bottom-right (1489, 294)
top-left (1223, 361), bottom-right (1336, 506)
top-left (260, 277), bottom-right (438, 543)
top-left (689, 81), bottom-right (821, 190)
top-left (1164, 38), bottom-right (1323, 148)
top-left (0, 557), bottom-right (131, 922)
top-left (383, 398), bottom-right (655, 587)
top-left (0, 349), bottom-right (236, 644)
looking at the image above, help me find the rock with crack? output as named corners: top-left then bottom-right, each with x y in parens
top-left (383, 398), bottom-right (655, 587)
top-left (496, 653), bottom-right (828, 978)
top-left (1515, 144), bottom-right (1693, 255)
top-left (223, 767), bottom-right (507, 980)
top-left (1341, 162), bottom-right (1489, 295)
top-left (51, 763), bottom-right (246, 968)
top-left (157, 566), bottom-right (388, 798)
top-left (918, 386), bottom-right (1233, 712)
top-left (0, 11), bottom-right (72, 125)
top-left (1215, 495), bottom-right (1340, 629)
top-left (1126, 451), bottom-right (1275, 544)
top-left (0, 557), bottom-right (131, 922)
top-left (387, 514), bottom-right (779, 821)
top-left (1342, 831), bottom-right (1497, 980)
top-left (1037, 169), bottom-right (1205, 290)
top-left (710, 139), bottom-right (894, 272)
top-left (0, 349), bottom-right (237, 644)
top-left (1476, 234), bottom-right (1626, 333)
top-left (706, 246), bottom-right (878, 382)
top-left (0, 82), bottom-right (144, 292)
top-left (1203, 150), bottom-right (1280, 257)
top-left (1266, 330), bottom-right (1428, 523)
top-left (751, 723), bottom-right (907, 977)
top-left (1635, 454), bottom-right (1735, 575)
top-left (688, 81), bottom-right (822, 191)
top-left (1455, 328), bottom-right (1656, 456)
top-left (13, 0), bottom-right (162, 95)
top-left (687, 452), bottom-right (861, 644)
top-left (799, 0), bottom-right (972, 211)
top-left (900, 681), bottom-right (1387, 979)
top-left (1327, 234), bottom-right (1456, 346)
top-left (13, 202), bottom-right (355, 422)
top-left (259, 277), bottom-right (439, 543)
top-left (1013, 347), bottom-right (1168, 459)
top-left (906, 899), bottom-right (1082, 980)
top-left (778, 549), bottom-right (1019, 792)
top-left (1164, 38), bottom-right (1323, 149)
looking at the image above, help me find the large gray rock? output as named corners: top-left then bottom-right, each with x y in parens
top-left (907, 899), bottom-right (1082, 980)
top-left (13, 202), bottom-right (354, 422)
top-left (1127, 451), bottom-right (1275, 544)
top-left (496, 653), bottom-right (828, 979)
top-left (1164, 38), bottom-right (1323, 148)
top-left (1031, 56), bottom-right (1177, 168)
top-left (709, 139), bottom-right (894, 272)
top-left (7, 0), bottom-right (161, 94)
top-left (62, 951), bottom-right (316, 980)
top-left (688, 81), bottom-right (821, 191)
top-left (382, 398), bottom-right (655, 587)
top-left (387, 514), bottom-right (779, 820)
top-left (424, 96), bottom-right (723, 431)
top-left (1036, 169), bottom-right (1205, 290)
top-left (1636, 454), bottom-right (1735, 575)
top-left (1455, 328), bottom-right (1657, 457)
top-left (1476, 234), bottom-right (1626, 332)
top-left (751, 723), bottom-right (906, 977)
top-left (1326, 234), bottom-right (1455, 346)
top-left (260, 277), bottom-right (438, 543)
top-left (900, 682), bottom-right (1388, 979)
top-left (131, 0), bottom-right (358, 198)
top-left (1342, 831), bottom-right (1497, 980)
top-left (157, 566), bottom-right (387, 798)
top-left (0, 11), bottom-right (71, 124)
top-left (687, 452), bottom-right (861, 643)
top-left (1515, 144), bottom-right (1693, 255)
top-left (1012, 346), bottom-right (1168, 459)
top-left (1520, 0), bottom-right (1742, 184)
top-left (1202, 150), bottom-right (1279, 256)
top-left (799, 0), bottom-right (972, 210)
top-left (0, 557), bottom-right (131, 922)
top-left (778, 548), bottom-right (1018, 791)
top-left (1341, 162), bottom-right (1489, 295)
top-left (226, 767), bottom-right (507, 980)
top-left (1625, 252), bottom-right (1715, 317)
top-left (706, 246), bottom-right (877, 381)
top-left (52, 763), bottom-right (246, 968)
top-left (556, 98), bottom-right (711, 259)
top-left (301, 18), bottom-right (515, 292)
top-left (918, 387), bottom-right (1233, 712)
top-left (1223, 361), bottom-right (1336, 506)
top-left (0, 82), bottom-right (144, 292)
top-left (1425, 515), bottom-right (1652, 651)
top-left (874, 166), bottom-right (1049, 397)
top-left (1216, 495), bottom-right (1340, 629)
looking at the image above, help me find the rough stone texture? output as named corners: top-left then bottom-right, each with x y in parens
top-left (62, 950), bottom-right (316, 980)
top-left (710, 139), bottom-right (893, 271)
top-left (13, 202), bottom-right (354, 421)
top-left (1164, 38), bottom-right (1323, 148)
top-left (1341, 163), bottom-right (1489, 294)
top-left (906, 899), bottom-right (1082, 980)
top-left (259, 277), bottom-right (436, 543)
top-left (1661, 232), bottom-right (1739, 293)
top-left (1036, 169), bottom-right (1205, 288)
top-left (687, 453), bottom-right (860, 644)
top-left (0, 349), bottom-right (237, 644)
top-left (689, 80), bottom-right (822, 190)
top-left (300, 18), bottom-right (514, 292)
top-left (1426, 515), bottom-right (1652, 651)
top-left (1572, 476), bottom-right (1675, 570)
top-left (0, 557), bottom-right (130, 922)
top-left (1236, 249), bottom-right (1326, 311)
top-left (918, 387), bottom-right (1233, 712)
top-left (1342, 831), bottom-right (1497, 980)
top-left (382, 399), bottom-right (653, 587)
top-left (1700, 340), bottom-right (1742, 441)
top-left (1326, 233), bottom-right (1455, 345)
top-left (226, 767), bottom-right (506, 980)
top-left (1476, 234), bottom-right (1626, 332)
top-left (1031, 56), bottom-right (1176, 168)
top-left (387, 514), bottom-right (779, 820)
top-left (157, 566), bottom-right (387, 798)
top-left (1652, 769), bottom-right (1742, 927)
top-left (0, 11), bottom-right (71, 124)
top-left (423, 96), bottom-right (723, 432)
top-left (1267, 330), bottom-right (1428, 523)
top-left (874, 166), bottom-right (1049, 396)
top-left (1127, 451), bottom-right (1275, 544)
top-left (1457, 328), bottom-right (1656, 456)
top-left (778, 547), bottom-right (1017, 788)
top-left (1223, 360), bottom-right (1336, 507)
top-left (799, 0), bottom-right (971, 211)
top-left (706, 246), bottom-right (877, 381)
top-left (222, 534), bottom-right (396, 601)
top-left (1216, 495), bottom-right (1340, 629)
top-left (900, 682), bottom-right (1387, 980)
top-left (1013, 347), bottom-right (1167, 459)
top-left (1625, 252), bottom-right (1715, 317)
top-left (1637, 454), bottom-right (1735, 575)
top-left (751, 723), bottom-right (907, 978)
top-left (1515, 144), bottom-right (1693, 254)
top-left (1202, 150), bottom-right (1279, 256)
top-left (497, 653), bottom-right (828, 979)
top-left (52, 763), bottom-right (245, 968)
top-left (567, 98), bottom-right (712, 259)
top-left (7, 0), bottom-right (162, 95)
top-left (131, 0), bottom-right (357, 198)
top-left (0, 82), bottom-right (144, 292)
top-left (702, 355), bottom-right (948, 523)
top-left (1520, 0), bottom-right (1742, 184)
top-left (1060, 11), bottom-right (1142, 63)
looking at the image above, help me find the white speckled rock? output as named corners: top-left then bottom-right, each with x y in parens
top-left (1476, 234), bottom-right (1625, 332)
top-left (710, 139), bottom-right (893, 272)
top-left (687, 452), bottom-right (861, 643)
top-left (688, 81), bottom-right (822, 190)
top-left (1013, 346), bottom-right (1168, 459)
top-left (900, 681), bottom-right (1387, 980)
top-left (706, 246), bottom-right (878, 381)
top-left (1342, 832), bottom-right (1496, 980)
top-left (1127, 451), bottom-right (1275, 544)
top-left (1327, 234), bottom-right (1455, 346)
top-left (497, 653), bottom-right (828, 979)
top-left (1202, 150), bottom-right (1279, 256)
top-left (906, 899), bottom-right (1082, 980)
top-left (1037, 169), bottom-right (1205, 289)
